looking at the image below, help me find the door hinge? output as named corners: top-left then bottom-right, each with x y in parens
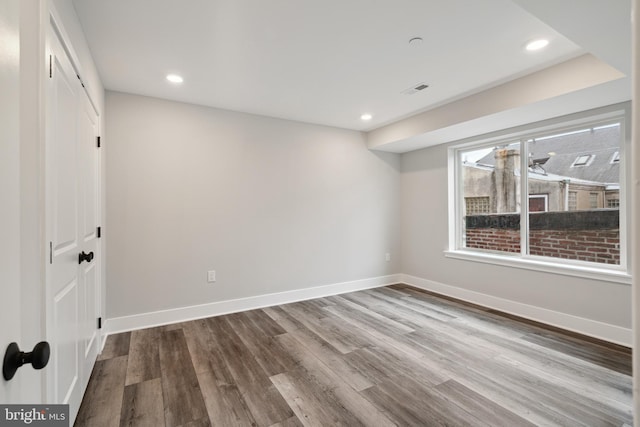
top-left (97, 136), bottom-right (101, 148)
top-left (97, 226), bottom-right (101, 238)
top-left (49, 55), bottom-right (52, 78)
top-left (97, 317), bottom-right (102, 329)
top-left (49, 241), bottom-right (53, 264)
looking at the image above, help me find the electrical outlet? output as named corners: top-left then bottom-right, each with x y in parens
top-left (207, 270), bottom-right (216, 283)
top-left (385, 253), bottom-right (391, 262)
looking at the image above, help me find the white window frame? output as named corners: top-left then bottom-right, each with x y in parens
top-left (446, 103), bottom-right (631, 285)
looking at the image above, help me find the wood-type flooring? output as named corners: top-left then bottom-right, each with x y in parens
top-left (75, 284), bottom-right (633, 427)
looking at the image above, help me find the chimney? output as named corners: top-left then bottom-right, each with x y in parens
top-left (491, 148), bottom-right (521, 213)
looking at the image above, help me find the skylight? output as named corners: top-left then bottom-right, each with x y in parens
top-left (611, 151), bottom-right (620, 164)
top-left (572, 154), bottom-right (593, 167)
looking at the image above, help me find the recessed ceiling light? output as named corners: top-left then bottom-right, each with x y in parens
top-left (360, 113), bottom-right (373, 121)
top-left (525, 39), bottom-right (549, 52)
top-left (166, 74), bottom-right (184, 83)
top-left (408, 37), bottom-right (423, 46)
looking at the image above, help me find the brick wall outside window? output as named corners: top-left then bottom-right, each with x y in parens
top-left (465, 210), bottom-right (620, 265)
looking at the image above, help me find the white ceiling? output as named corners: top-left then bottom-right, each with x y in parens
top-left (71, 0), bottom-right (608, 129)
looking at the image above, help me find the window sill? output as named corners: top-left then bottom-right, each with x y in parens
top-left (444, 250), bottom-right (631, 285)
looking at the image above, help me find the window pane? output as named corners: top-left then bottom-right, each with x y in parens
top-left (527, 123), bottom-right (620, 265)
top-left (607, 198), bottom-right (620, 208)
top-left (462, 144), bottom-right (521, 254)
top-left (568, 191), bottom-right (577, 210)
top-left (528, 195), bottom-right (548, 212)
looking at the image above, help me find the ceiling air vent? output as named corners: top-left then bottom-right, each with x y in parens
top-left (402, 81), bottom-right (430, 95)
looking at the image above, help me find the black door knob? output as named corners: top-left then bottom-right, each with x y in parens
top-left (3, 341), bottom-right (50, 381)
top-left (78, 251), bottom-right (94, 264)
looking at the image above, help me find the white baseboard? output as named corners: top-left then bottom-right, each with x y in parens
top-left (400, 274), bottom-right (632, 347)
top-left (105, 274), bottom-right (402, 335)
top-left (105, 272), bottom-right (631, 347)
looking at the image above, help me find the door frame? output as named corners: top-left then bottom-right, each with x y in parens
top-left (12, 0), bottom-right (48, 405)
top-left (0, 0), bottom-right (24, 405)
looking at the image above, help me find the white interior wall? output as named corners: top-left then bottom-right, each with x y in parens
top-left (106, 90), bottom-right (632, 344)
top-left (105, 91), bottom-right (401, 320)
top-left (400, 138), bottom-right (631, 342)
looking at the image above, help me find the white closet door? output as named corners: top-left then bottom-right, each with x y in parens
top-left (46, 26), bottom-right (101, 422)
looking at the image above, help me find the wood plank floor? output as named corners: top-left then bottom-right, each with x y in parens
top-left (75, 284), bottom-right (633, 427)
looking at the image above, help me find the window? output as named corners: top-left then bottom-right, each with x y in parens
top-left (452, 112), bottom-right (625, 271)
top-left (571, 154), bottom-right (593, 167)
top-left (611, 151), bottom-right (620, 164)
top-left (568, 191), bottom-right (577, 211)
top-left (528, 194), bottom-right (548, 212)
top-left (465, 197), bottom-right (490, 215)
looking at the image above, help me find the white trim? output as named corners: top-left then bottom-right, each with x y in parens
top-left (444, 249), bottom-right (631, 285)
top-left (105, 274), bottom-right (402, 335)
top-left (521, 139), bottom-right (530, 255)
top-left (448, 146), bottom-right (459, 250)
top-left (631, 0), bottom-right (639, 418)
top-left (400, 273), bottom-right (632, 347)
